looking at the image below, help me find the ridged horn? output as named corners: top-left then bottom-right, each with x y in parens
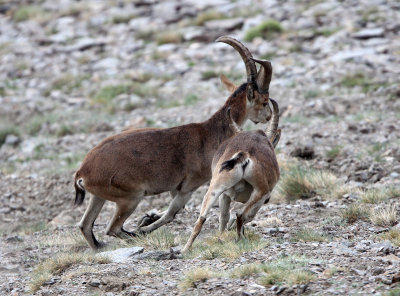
top-left (251, 58), bottom-right (272, 94)
top-left (216, 36), bottom-right (257, 83)
top-left (266, 99), bottom-right (279, 144)
top-left (226, 107), bottom-right (241, 134)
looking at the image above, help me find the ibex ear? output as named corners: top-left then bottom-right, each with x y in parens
top-left (220, 74), bottom-right (237, 93)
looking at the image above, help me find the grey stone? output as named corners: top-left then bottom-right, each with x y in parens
top-left (204, 18), bottom-right (244, 31)
top-left (133, 248), bottom-right (182, 260)
top-left (97, 247), bottom-right (144, 263)
top-left (371, 241), bottom-right (394, 254)
top-left (89, 279), bottom-right (101, 287)
top-left (4, 134), bottom-right (20, 146)
top-left (353, 28), bottom-right (385, 39)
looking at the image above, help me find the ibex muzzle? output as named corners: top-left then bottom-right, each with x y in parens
top-left (74, 36), bottom-right (275, 249)
top-left (183, 99), bottom-right (281, 252)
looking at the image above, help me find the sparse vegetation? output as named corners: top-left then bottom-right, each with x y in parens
top-left (156, 31), bottom-right (182, 45)
top-left (184, 94), bottom-right (200, 106)
top-left (326, 145), bottom-right (342, 159)
top-left (245, 20), bottom-right (283, 41)
top-left (292, 228), bottom-right (328, 242)
top-left (360, 188), bottom-right (389, 204)
top-left (184, 230), bottom-right (268, 260)
top-left (274, 164), bottom-right (341, 201)
top-left (341, 203), bottom-right (370, 223)
top-left (370, 205), bottom-right (398, 226)
top-left (112, 14), bottom-right (136, 24)
top-left (93, 82), bottom-right (155, 112)
top-left (340, 73), bottom-right (383, 93)
top-left (380, 228), bottom-right (400, 247)
top-left (304, 88), bottom-right (320, 99)
top-left (29, 252), bottom-right (110, 293)
top-left (124, 227), bottom-right (176, 250)
top-left (258, 255), bottom-right (315, 287)
top-left (13, 5), bottom-right (46, 22)
top-left (179, 267), bottom-right (217, 290)
top-left (194, 10), bottom-right (225, 26)
top-left (201, 70), bottom-right (219, 80)
top-left (230, 263), bottom-right (262, 278)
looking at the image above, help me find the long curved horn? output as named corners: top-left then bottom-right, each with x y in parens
top-left (251, 58), bottom-right (272, 94)
top-left (266, 98), bottom-right (279, 143)
top-left (226, 107), bottom-right (241, 134)
top-left (216, 36), bottom-right (257, 83)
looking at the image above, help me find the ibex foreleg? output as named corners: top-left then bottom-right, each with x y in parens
top-left (139, 191), bottom-right (192, 233)
top-left (218, 194), bottom-right (231, 232)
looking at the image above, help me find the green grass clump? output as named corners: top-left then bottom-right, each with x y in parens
top-left (258, 256), bottom-right (315, 286)
top-left (340, 73), bottom-right (383, 93)
top-left (292, 228), bottom-right (328, 242)
top-left (184, 94), bottom-right (199, 106)
top-left (29, 252), bottom-right (110, 293)
top-left (274, 164), bottom-right (340, 201)
top-left (341, 203), bottom-right (370, 223)
top-left (201, 70), bottom-right (219, 80)
top-left (0, 125), bottom-right (19, 146)
top-left (93, 83), bottom-right (153, 112)
top-left (14, 5), bottom-right (45, 22)
top-left (184, 230), bottom-right (268, 260)
top-left (245, 20), bottom-right (283, 41)
top-left (326, 146), bottom-right (342, 159)
top-left (230, 263), bottom-right (262, 278)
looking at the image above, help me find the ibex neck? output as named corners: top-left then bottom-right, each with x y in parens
top-left (204, 88), bottom-right (247, 146)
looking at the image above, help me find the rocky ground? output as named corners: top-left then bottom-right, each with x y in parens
top-left (0, 0), bottom-right (400, 295)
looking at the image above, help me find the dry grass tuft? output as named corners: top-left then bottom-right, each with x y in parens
top-left (184, 230), bottom-right (268, 260)
top-left (273, 164), bottom-right (342, 202)
top-left (156, 31), bottom-right (182, 45)
top-left (370, 206), bottom-right (398, 226)
top-left (29, 252), bottom-right (110, 293)
top-left (361, 188), bottom-right (390, 204)
top-left (179, 267), bottom-right (216, 290)
top-left (230, 263), bottom-right (263, 278)
top-left (380, 228), bottom-right (400, 247)
top-left (122, 227), bottom-right (177, 250)
top-left (292, 228), bottom-right (328, 242)
top-left (341, 203), bottom-right (370, 223)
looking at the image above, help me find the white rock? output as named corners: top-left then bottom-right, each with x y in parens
top-left (97, 247), bottom-right (144, 263)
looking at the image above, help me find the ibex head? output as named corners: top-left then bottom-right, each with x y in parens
top-left (217, 36), bottom-right (273, 124)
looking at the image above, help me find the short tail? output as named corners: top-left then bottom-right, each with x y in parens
top-left (74, 178), bottom-right (86, 206)
top-left (219, 152), bottom-right (249, 173)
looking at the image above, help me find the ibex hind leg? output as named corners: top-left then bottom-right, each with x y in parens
top-left (106, 196), bottom-right (143, 238)
top-left (78, 195), bottom-right (106, 250)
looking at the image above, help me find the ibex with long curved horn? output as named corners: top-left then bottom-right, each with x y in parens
top-left (182, 99), bottom-right (281, 252)
top-left (74, 36), bottom-right (275, 249)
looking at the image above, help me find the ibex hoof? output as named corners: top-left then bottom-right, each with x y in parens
top-left (137, 213), bottom-right (161, 228)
